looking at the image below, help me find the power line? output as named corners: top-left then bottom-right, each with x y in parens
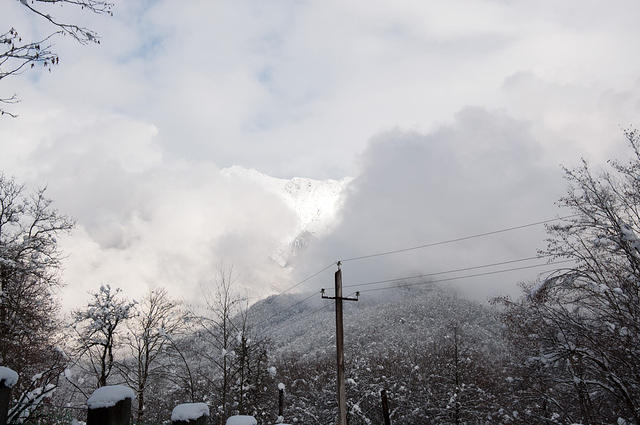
top-left (257, 289), bottom-right (321, 331)
top-left (260, 215), bottom-right (575, 323)
top-left (277, 262), bottom-right (336, 295)
top-left (266, 291), bottom-right (318, 320)
top-left (254, 259), bottom-right (572, 338)
top-left (341, 215), bottom-right (578, 263)
top-left (260, 290), bottom-right (360, 339)
top-left (251, 263), bottom-right (336, 338)
top-left (259, 253), bottom-right (561, 332)
top-left (260, 254), bottom-right (550, 331)
top-left (259, 297), bottom-right (329, 338)
top-left (260, 260), bottom-right (572, 336)
top-left (255, 215), bottom-right (578, 334)
top-left (258, 260), bottom-right (575, 351)
top-left (252, 262), bottom-right (338, 335)
top-left (355, 259), bottom-right (575, 293)
top-left (342, 254), bottom-right (553, 289)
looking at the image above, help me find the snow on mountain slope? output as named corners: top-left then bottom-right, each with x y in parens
top-left (249, 284), bottom-right (500, 359)
top-left (221, 166), bottom-right (352, 266)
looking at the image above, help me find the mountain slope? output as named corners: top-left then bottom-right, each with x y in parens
top-left (250, 284), bottom-right (501, 358)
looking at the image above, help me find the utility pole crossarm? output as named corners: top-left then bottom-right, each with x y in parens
top-left (321, 288), bottom-right (360, 301)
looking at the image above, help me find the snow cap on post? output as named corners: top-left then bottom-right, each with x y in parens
top-left (86, 385), bottom-right (134, 425)
top-left (87, 385), bottom-right (135, 409)
top-left (171, 402), bottom-right (209, 424)
top-left (226, 415), bottom-right (258, 425)
top-left (0, 367), bottom-right (18, 389)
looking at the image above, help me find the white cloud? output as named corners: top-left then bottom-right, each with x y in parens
top-left (53, 155), bottom-right (301, 308)
top-left (2, 0), bottom-right (640, 307)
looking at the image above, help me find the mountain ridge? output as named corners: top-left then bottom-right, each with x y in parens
top-left (221, 165), bottom-right (352, 267)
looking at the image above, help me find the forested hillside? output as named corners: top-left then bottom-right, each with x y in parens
top-left (252, 286), bottom-right (508, 424)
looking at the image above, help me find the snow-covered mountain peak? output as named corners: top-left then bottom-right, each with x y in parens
top-left (221, 166), bottom-right (352, 266)
top-left (221, 165), bottom-right (351, 236)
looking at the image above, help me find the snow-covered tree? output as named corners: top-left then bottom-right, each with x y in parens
top-left (498, 129), bottom-right (640, 424)
top-left (0, 174), bottom-right (73, 424)
top-left (72, 284), bottom-right (135, 388)
top-left (0, 174), bottom-right (73, 367)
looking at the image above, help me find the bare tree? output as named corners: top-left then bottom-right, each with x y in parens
top-left (1, 0), bottom-right (113, 117)
top-left (232, 303), bottom-right (270, 419)
top-left (236, 305), bottom-right (250, 415)
top-left (196, 265), bottom-right (244, 424)
top-left (191, 266), bottom-right (274, 422)
top-left (118, 288), bottom-right (186, 424)
top-left (72, 284), bottom-right (135, 388)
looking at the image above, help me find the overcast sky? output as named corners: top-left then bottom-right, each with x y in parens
top-left (1, 0), bottom-right (639, 308)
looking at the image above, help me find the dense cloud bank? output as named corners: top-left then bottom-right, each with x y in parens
top-left (294, 108), bottom-right (566, 299)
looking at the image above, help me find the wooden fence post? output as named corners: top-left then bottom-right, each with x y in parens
top-left (0, 367), bottom-right (18, 425)
top-left (278, 385), bottom-right (284, 417)
top-left (381, 389), bottom-right (391, 425)
top-left (87, 398), bottom-right (131, 425)
top-left (0, 381), bottom-right (11, 425)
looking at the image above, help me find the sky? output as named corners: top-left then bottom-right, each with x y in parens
top-left (1, 0), bottom-right (640, 308)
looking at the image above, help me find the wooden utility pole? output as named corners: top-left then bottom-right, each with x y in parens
top-left (335, 266), bottom-right (347, 425)
top-left (322, 262), bottom-right (359, 425)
